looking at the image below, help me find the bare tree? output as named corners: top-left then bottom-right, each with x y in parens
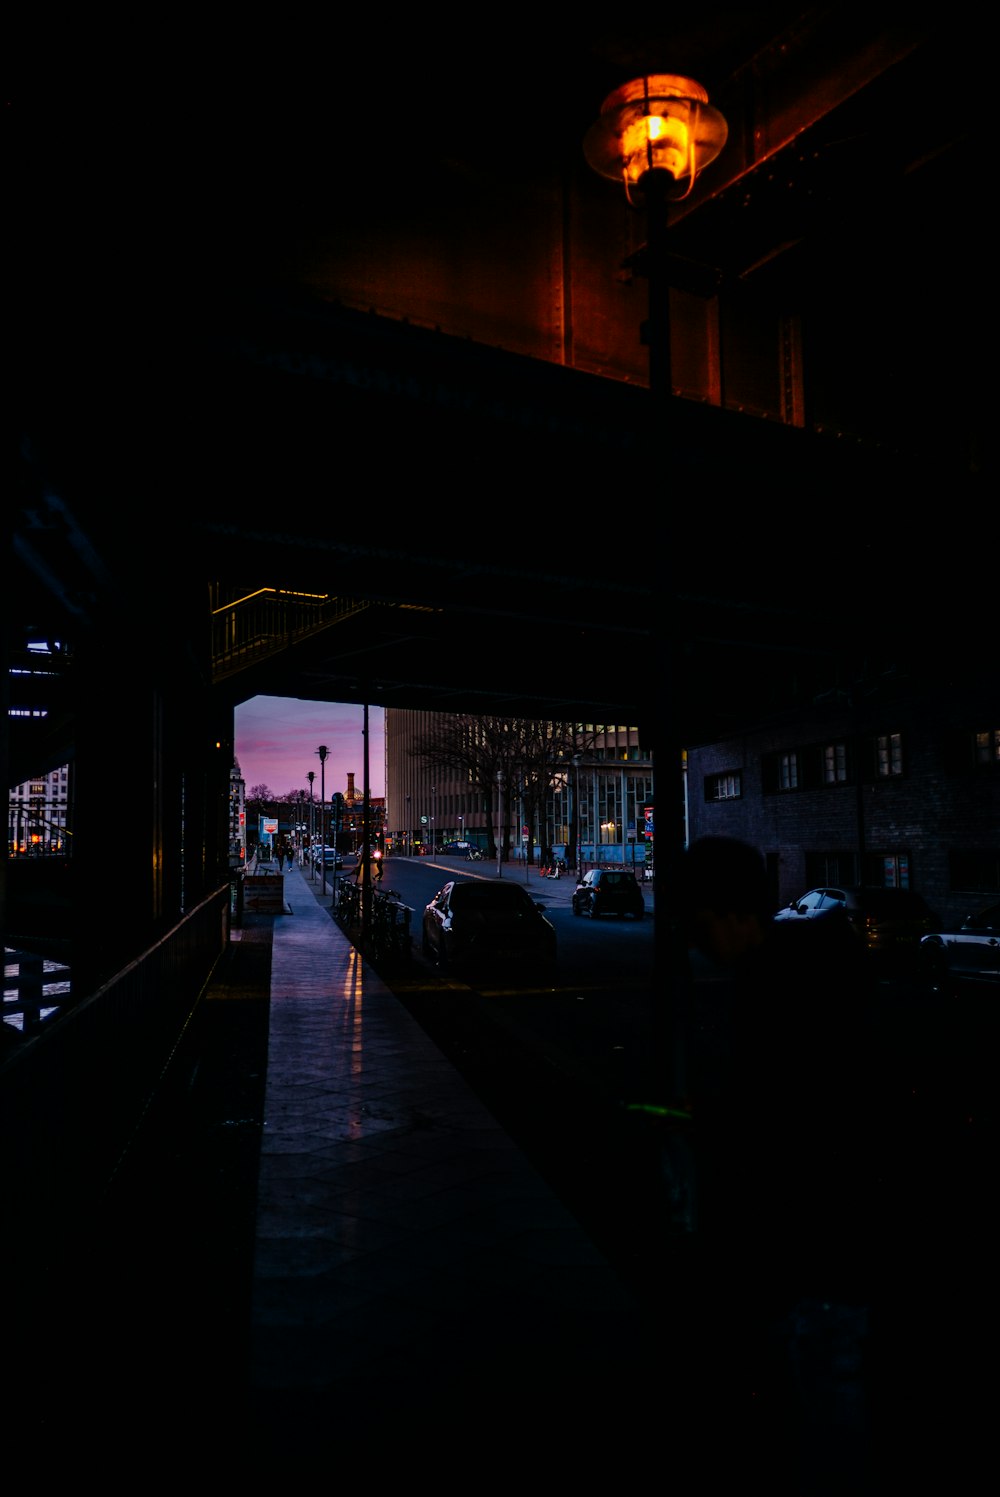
top-left (409, 716), bottom-right (598, 864)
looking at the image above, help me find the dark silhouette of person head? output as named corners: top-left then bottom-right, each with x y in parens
top-left (679, 836), bottom-right (773, 967)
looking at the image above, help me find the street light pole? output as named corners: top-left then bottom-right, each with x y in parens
top-left (496, 771), bottom-right (503, 877)
top-left (307, 771), bottom-right (316, 881)
top-left (572, 753), bottom-right (582, 876)
top-left (361, 700), bottom-right (372, 955)
top-left (583, 70), bottom-right (728, 1134)
top-left (317, 745), bottom-right (329, 898)
top-left (297, 789), bottom-right (305, 865)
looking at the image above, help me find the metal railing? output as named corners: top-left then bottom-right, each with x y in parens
top-left (210, 586), bottom-right (374, 682)
top-left (2, 884), bottom-right (230, 1259)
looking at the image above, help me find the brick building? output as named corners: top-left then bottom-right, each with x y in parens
top-left (685, 681), bottom-right (1000, 927)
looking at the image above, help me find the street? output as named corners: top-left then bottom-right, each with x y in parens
top-left (365, 855), bottom-right (999, 1332)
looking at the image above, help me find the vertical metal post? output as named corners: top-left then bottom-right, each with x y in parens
top-left (361, 702), bottom-right (372, 954)
top-left (307, 771), bottom-right (316, 881)
top-left (642, 169), bottom-right (672, 403)
top-left (317, 745), bottom-right (328, 897)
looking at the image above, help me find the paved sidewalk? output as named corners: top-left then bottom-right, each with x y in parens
top-left (244, 860), bottom-right (664, 1468)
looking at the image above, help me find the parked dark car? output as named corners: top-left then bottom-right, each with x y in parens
top-left (774, 885), bottom-right (939, 966)
top-left (439, 841), bottom-right (473, 855)
top-left (421, 879), bottom-right (556, 977)
top-left (571, 867), bottom-right (645, 920)
top-left (920, 901), bottom-right (1000, 982)
top-left (311, 845), bottom-right (343, 870)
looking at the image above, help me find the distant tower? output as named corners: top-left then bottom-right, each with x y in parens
top-left (346, 771), bottom-right (358, 805)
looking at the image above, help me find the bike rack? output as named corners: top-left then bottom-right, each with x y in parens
top-left (336, 883), bottom-right (412, 966)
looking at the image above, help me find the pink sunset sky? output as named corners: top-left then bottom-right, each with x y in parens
top-left (234, 697), bottom-right (386, 800)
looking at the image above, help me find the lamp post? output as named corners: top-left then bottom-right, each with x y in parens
top-left (406, 794), bottom-right (411, 856)
top-left (571, 753), bottom-right (583, 876)
top-left (297, 789), bottom-right (305, 865)
top-left (361, 699), bottom-right (372, 956)
top-left (307, 770), bottom-right (316, 880)
top-left (584, 74), bottom-right (727, 400)
top-left (496, 771), bottom-right (504, 877)
top-left (316, 745), bottom-right (329, 898)
top-left (430, 785), bottom-right (436, 858)
top-left (585, 78), bottom-right (726, 1144)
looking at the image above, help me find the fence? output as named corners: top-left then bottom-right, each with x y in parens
top-left (2, 883), bottom-right (230, 1270)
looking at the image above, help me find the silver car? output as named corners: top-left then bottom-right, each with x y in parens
top-left (920, 902), bottom-right (1000, 983)
top-left (774, 885), bottom-right (938, 969)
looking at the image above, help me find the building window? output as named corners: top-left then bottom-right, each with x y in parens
top-left (779, 752), bottom-right (798, 791)
top-left (876, 733), bottom-right (903, 778)
top-left (974, 729), bottom-right (1000, 765)
top-left (762, 750), bottom-right (801, 794)
top-left (861, 851), bottom-right (911, 888)
top-left (804, 851), bottom-right (859, 886)
top-left (705, 771), bottom-right (742, 802)
top-left (823, 742), bottom-right (848, 784)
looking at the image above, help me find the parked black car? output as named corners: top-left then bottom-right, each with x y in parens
top-left (311, 845), bottom-right (343, 870)
top-left (920, 901), bottom-right (1000, 983)
top-left (774, 885), bottom-right (938, 966)
top-left (571, 867), bottom-right (645, 920)
top-left (422, 879), bottom-right (556, 978)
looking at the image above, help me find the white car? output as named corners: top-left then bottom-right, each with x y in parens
top-left (921, 902), bottom-right (1000, 982)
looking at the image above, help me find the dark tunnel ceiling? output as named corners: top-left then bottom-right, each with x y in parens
top-left (10, 13), bottom-right (993, 749)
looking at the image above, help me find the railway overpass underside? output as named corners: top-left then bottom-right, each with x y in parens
top-left (6, 14), bottom-right (990, 1240)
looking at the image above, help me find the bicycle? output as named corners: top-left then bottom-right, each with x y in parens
top-left (336, 880), bottom-right (361, 927)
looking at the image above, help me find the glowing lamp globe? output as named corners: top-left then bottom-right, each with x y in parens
top-left (584, 74), bottom-right (728, 202)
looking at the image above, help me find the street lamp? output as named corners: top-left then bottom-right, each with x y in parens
top-left (572, 753), bottom-right (583, 876)
top-left (496, 770), bottom-right (504, 877)
top-left (406, 794), bottom-right (411, 856)
top-left (307, 770), bottom-right (316, 880)
top-left (430, 784), bottom-right (436, 857)
top-left (587, 70), bottom-right (725, 1115)
top-left (316, 745), bottom-right (329, 898)
top-left (584, 74), bottom-right (727, 399)
top-left (297, 789), bottom-right (305, 864)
